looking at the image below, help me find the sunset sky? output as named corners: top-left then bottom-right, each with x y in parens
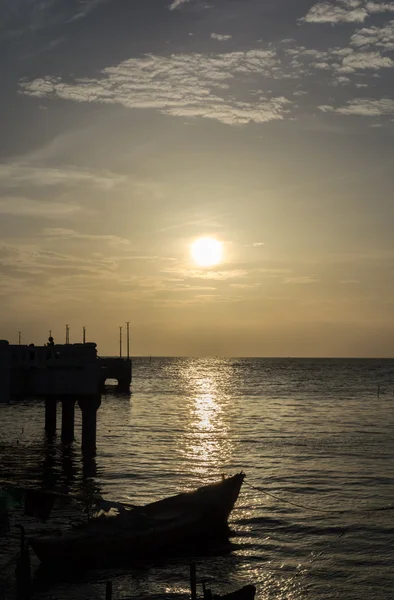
top-left (1, 0), bottom-right (394, 357)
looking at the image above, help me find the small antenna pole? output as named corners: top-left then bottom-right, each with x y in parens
top-left (126, 321), bottom-right (130, 359)
top-left (65, 324), bottom-right (70, 345)
top-left (119, 326), bottom-right (123, 358)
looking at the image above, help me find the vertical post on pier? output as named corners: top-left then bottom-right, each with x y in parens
top-left (18, 331), bottom-right (22, 345)
top-left (78, 395), bottom-right (101, 455)
top-left (83, 326), bottom-right (86, 344)
top-left (0, 340), bottom-right (11, 404)
top-left (65, 324), bottom-right (70, 345)
top-left (15, 526), bottom-right (31, 600)
top-left (126, 321), bottom-right (130, 359)
top-left (119, 326), bottom-right (122, 358)
top-left (190, 562), bottom-right (197, 600)
top-left (61, 397), bottom-right (75, 444)
top-left (44, 398), bottom-right (57, 436)
top-left (106, 581), bottom-right (113, 600)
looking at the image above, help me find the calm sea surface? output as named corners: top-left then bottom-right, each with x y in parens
top-left (1, 358), bottom-right (394, 600)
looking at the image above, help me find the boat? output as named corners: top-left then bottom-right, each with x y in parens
top-left (191, 563), bottom-right (256, 600)
top-left (208, 586), bottom-right (256, 600)
top-left (29, 472), bottom-right (245, 567)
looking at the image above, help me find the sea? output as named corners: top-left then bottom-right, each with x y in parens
top-left (1, 357), bottom-right (394, 600)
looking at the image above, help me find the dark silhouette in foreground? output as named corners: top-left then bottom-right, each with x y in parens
top-left (29, 473), bottom-right (245, 569)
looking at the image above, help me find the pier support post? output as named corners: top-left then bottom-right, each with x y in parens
top-left (0, 340), bottom-right (10, 403)
top-left (44, 398), bottom-right (57, 436)
top-left (117, 378), bottom-right (131, 392)
top-left (117, 358), bottom-right (132, 392)
top-left (61, 397), bottom-right (75, 444)
top-left (78, 395), bottom-right (101, 455)
top-left (15, 526), bottom-right (31, 600)
top-left (190, 562), bottom-right (197, 600)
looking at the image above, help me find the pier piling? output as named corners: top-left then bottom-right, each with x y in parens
top-left (105, 582), bottom-right (113, 600)
top-left (15, 526), bottom-right (31, 600)
top-left (190, 562), bottom-right (197, 600)
top-left (61, 398), bottom-right (75, 444)
top-left (78, 395), bottom-right (101, 454)
top-left (44, 398), bottom-right (57, 436)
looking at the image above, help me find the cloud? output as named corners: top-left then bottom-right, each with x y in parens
top-left (302, 0), bottom-right (394, 24)
top-left (0, 241), bottom-right (118, 301)
top-left (162, 266), bottom-right (249, 280)
top-left (41, 228), bottom-right (131, 247)
top-left (340, 279), bottom-right (361, 283)
top-left (319, 97), bottom-right (394, 115)
top-left (168, 0), bottom-right (192, 9)
top-left (17, 28), bottom-right (394, 127)
top-left (69, 0), bottom-right (106, 22)
top-left (211, 33), bottom-right (232, 42)
top-left (350, 21), bottom-right (394, 50)
top-left (0, 162), bottom-right (127, 190)
top-left (302, 1), bottom-right (369, 24)
top-left (282, 40), bottom-right (394, 88)
top-left (0, 0), bottom-right (107, 42)
top-left (284, 275), bottom-right (320, 284)
top-left (0, 196), bottom-right (81, 218)
top-left (366, 2), bottom-right (394, 14)
top-left (19, 50), bottom-right (294, 126)
top-left (342, 50), bottom-right (394, 68)
top-left (230, 283), bottom-right (261, 289)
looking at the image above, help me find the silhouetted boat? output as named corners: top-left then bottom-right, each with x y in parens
top-left (210, 585), bottom-right (256, 600)
top-left (29, 473), bottom-right (245, 566)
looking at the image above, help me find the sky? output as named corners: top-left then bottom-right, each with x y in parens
top-left (1, 0), bottom-right (394, 357)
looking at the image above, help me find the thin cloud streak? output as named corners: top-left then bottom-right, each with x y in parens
top-left (211, 33), bottom-right (233, 42)
top-left (319, 97), bottom-right (394, 115)
top-left (169, 0), bottom-right (192, 8)
top-left (0, 196), bottom-right (82, 218)
top-left (0, 162), bottom-right (128, 189)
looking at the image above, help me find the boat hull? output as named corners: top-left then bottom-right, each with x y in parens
top-left (29, 473), bottom-right (244, 567)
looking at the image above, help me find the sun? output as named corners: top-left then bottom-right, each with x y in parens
top-left (191, 237), bottom-right (222, 267)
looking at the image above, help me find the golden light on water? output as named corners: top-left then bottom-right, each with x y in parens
top-left (191, 237), bottom-right (222, 267)
top-left (179, 361), bottom-right (234, 474)
top-left (193, 378), bottom-right (219, 432)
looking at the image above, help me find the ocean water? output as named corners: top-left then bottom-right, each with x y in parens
top-left (1, 357), bottom-right (394, 600)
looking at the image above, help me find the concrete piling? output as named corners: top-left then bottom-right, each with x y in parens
top-left (78, 395), bottom-right (101, 454)
top-left (106, 581), bottom-right (113, 600)
top-left (61, 397), bottom-right (75, 444)
top-left (15, 526), bottom-right (31, 600)
top-left (44, 398), bottom-right (57, 436)
top-left (0, 340), bottom-right (11, 403)
top-left (190, 562), bottom-right (197, 600)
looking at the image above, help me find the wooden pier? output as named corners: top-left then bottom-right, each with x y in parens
top-left (100, 357), bottom-right (132, 391)
top-left (0, 339), bottom-right (132, 453)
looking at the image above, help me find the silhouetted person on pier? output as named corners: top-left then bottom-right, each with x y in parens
top-left (48, 337), bottom-right (55, 346)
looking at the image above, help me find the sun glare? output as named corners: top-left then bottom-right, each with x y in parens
top-left (191, 237), bottom-right (222, 267)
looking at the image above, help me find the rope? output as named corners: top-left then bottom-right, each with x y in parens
top-left (243, 480), bottom-right (392, 515)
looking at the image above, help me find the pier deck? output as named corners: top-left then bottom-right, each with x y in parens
top-left (0, 339), bottom-right (132, 451)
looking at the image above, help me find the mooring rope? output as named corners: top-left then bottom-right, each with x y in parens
top-left (243, 480), bottom-right (393, 514)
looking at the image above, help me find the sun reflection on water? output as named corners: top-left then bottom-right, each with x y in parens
top-left (194, 379), bottom-right (220, 432)
top-left (178, 361), bottom-right (237, 477)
